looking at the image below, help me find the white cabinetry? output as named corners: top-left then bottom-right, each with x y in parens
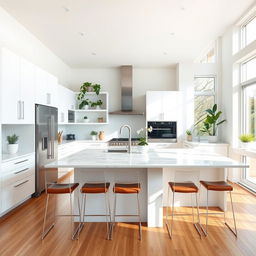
top-left (1, 153), bottom-right (35, 215)
top-left (35, 66), bottom-right (58, 107)
top-left (146, 91), bottom-right (180, 121)
top-left (0, 48), bottom-right (35, 124)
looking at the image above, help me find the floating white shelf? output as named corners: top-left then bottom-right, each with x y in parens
top-left (69, 109), bottom-right (107, 112)
top-left (61, 122), bottom-right (109, 125)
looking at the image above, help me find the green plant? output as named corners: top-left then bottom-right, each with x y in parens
top-left (77, 82), bottom-right (92, 101)
top-left (137, 126), bottom-right (153, 146)
top-left (91, 100), bottom-right (103, 108)
top-left (90, 131), bottom-right (98, 136)
top-left (79, 99), bottom-right (90, 109)
top-left (200, 104), bottom-right (226, 136)
top-left (239, 134), bottom-right (255, 143)
top-left (7, 134), bottom-right (19, 144)
top-left (92, 84), bottom-right (101, 95)
top-left (186, 130), bottom-right (192, 135)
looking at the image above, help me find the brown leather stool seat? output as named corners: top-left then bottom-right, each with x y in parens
top-left (168, 182), bottom-right (199, 193)
top-left (200, 181), bottom-right (233, 191)
top-left (47, 183), bottom-right (79, 194)
top-left (113, 183), bottom-right (141, 194)
top-left (81, 182), bottom-right (110, 193)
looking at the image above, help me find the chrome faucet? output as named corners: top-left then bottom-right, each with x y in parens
top-left (120, 124), bottom-right (132, 153)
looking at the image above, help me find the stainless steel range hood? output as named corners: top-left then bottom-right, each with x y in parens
top-left (110, 65), bottom-right (144, 115)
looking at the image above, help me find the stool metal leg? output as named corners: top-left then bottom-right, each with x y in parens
top-left (104, 191), bottom-right (111, 240)
top-left (42, 194), bottom-right (55, 240)
top-left (224, 191), bottom-right (237, 237)
top-left (165, 187), bottom-right (172, 238)
top-left (110, 193), bottom-right (117, 240)
top-left (170, 190), bottom-right (175, 239)
top-left (194, 193), bottom-right (202, 238)
top-left (137, 193), bottom-right (142, 241)
top-left (72, 192), bottom-right (82, 240)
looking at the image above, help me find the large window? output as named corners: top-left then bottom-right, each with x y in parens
top-left (241, 15), bottom-right (256, 47)
top-left (241, 56), bottom-right (256, 82)
top-left (194, 77), bottom-right (216, 130)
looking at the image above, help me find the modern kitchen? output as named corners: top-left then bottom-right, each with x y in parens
top-left (0, 1), bottom-right (256, 256)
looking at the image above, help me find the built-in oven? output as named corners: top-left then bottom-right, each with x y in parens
top-left (147, 121), bottom-right (177, 142)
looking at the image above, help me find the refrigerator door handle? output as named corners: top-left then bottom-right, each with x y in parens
top-left (51, 115), bottom-right (55, 159)
top-left (47, 117), bottom-right (52, 159)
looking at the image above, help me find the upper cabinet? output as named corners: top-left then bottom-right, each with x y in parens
top-left (35, 66), bottom-right (58, 107)
top-left (0, 48), bottom-right (35, 124)
top-left (146, 91), bottom-right (181, 121)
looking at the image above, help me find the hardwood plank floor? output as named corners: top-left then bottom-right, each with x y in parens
top-left (0, 184), bottom-right (255, 256)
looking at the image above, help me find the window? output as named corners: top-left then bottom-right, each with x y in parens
top-left (241, 56), bottom-right (256, 82)
top-left (194, 77), bottom-right (216, 130)
top-left (241, 16), bottom-right (256, 47)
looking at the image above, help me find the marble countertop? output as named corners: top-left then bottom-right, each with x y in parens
top-left (45, 147), bottom-right (248, 169)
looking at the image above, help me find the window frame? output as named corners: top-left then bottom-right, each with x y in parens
top-left (194, 76), bottom-right (217, 130)
top-left (240, 14), bottom-right (256, 48)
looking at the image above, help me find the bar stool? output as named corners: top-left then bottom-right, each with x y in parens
top-left (78, 182), bottom-right (112, 240)
top-left (165, 181), bottom-right (202, 239)
top-left (42, 171), bottom-right (81, 240)
top-left (200, 180), bottom-right (237, 237)
top-left (111, 183), bottom-right (142, 240)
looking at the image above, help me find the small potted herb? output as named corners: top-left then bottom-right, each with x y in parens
top-left (90, 131), bottom-right (98, 141)
top-left (92, 84), bottom-right (101, 95)
top-left (7, 134), bottom-right (19, 154)
top-left (91, 100), bottom-right (103, 110)
top-left (239, 134), bottom-right (255, 148)
top-left (136, 126), bottom-right (153, 153)
top-left (83, 116), bottom-right (89, 123)
top-left (186, 130), bottom-right (192, 141)
top-left (79, 99), bottom-right (90, 110)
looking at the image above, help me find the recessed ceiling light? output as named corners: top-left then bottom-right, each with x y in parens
top-left (169, 32), bottom-right (175, 36)
top-left (79, 32), bottom-right (85, 37)
top-left (163, 52), bottom-right (168, 55)
top-left (91, 52), bottom-right (96, 56)
top-left (180, 6), bottom-right (185, 11)
top-left (62, 6), bottom-right (70, 12)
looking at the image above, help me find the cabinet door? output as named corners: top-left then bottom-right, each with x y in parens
top-left (162, 91), bottom-right (180, 121)
top-left (20, 58), bottom-right (35, 124)
top-left (35, 66), bottom-right (48, 105)
top-left (146, 91), bottom-right (163, 121)
top-left (0, 48), bottom-right (20, 124)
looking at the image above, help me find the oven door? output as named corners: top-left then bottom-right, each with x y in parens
top-left (148, 122), bottom-right (177, 140)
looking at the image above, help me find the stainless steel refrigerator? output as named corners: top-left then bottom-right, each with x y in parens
top-left (35, 104), bottom-right (58, 196)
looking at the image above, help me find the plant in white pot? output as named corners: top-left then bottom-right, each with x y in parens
top-left (137, 126), bottom-right (152, 153)
top-left (91, 100), bottom-right (103, 110)
top-left (186, 130), bottom-right (192, 141)
top-left (239, 134), bottom-right (255, 148)
top-left (79, 99), bottom-right (90, 110)
top-left (90, 131), bottom-right (98, 141)
top-left (83, 116), bottom-right (90, 123)
top-left (200, 104), bottom-right (226, 143)
top-left (7, 134), bottom-right (19, 154)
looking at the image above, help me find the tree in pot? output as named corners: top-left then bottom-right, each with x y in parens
top-left (90, 131), bottom-right (98, 141)
top-left (200, 104), bottom-right (226, 143)
top-left (7, 134), bottom-right (19, 154)
top-left (137, 126), bottom-right (153, 153)
top-left (91, 100), bottom-right (103, 109)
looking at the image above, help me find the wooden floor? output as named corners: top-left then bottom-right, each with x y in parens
top-left (0, 184), bottom-right (256, 256)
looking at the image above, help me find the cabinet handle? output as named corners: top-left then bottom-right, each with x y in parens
top-left (14, 168), bottom-right (29, 174)
top-left (14, 180), bottom-right (29, 188)
top-left (17, 101), bottom-right (21, 119)
top-left (14, 159), bottom-right (28, 165)
top-left (22, 101), bottom-right (25, 119)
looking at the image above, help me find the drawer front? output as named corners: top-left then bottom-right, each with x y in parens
top-left (2, 166), bottom-right (35, 186)
top-left (2, 154), bottom-right (34, 173)
top-left (1, 174), bottom-right (35, 213)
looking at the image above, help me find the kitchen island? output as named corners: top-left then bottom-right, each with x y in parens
top-left (46, 147), bottom-right (247, 227)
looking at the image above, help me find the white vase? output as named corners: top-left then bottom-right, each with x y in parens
top-left (83, 105), bottom-right (89, 110)
top-left (83, 119), bottom-right (89, 123)
top-left (96, 106), bottom-right (101, 110)
top-left (91, 135), bottom-right (97, 141)
top-left (138, 146), bottom-right (148, 154)
top-left (187, 135), bottom-right (192, 141)
top-left (208, 136), bottom-right (218, 143)
top-left (7, 144), bottom-right (18, 154)
top-left (240, 142), bottom-right (251, 149)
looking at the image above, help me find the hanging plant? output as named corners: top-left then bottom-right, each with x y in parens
top-left (77, 82), bottom-right (92, 101)
top-left (92, 84), bottom-right (101, 95)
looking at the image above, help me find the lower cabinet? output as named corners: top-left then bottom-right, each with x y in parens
top-left (1, 153), bottom-right (35, 215)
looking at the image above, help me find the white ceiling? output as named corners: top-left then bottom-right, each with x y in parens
top-left (0, 0), bottom-right (254, 68)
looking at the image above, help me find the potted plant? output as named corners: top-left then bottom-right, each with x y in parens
top-left (186, 130), bottom-right (192, 141)
top-left (239, 134), bottom-right (255, 148)
top-left (137, 126), bottom-right (153, 153)
top-left (77, 82), bottom-right (92, 102)
top-left (7, 134), bottom-right (19, 154)
top-left (200, 104), bottom-right (226, 143)
top-left (91, 100), bottom-right (103, 110)
top-left (90, 131), bottom-right (98, 141)
top-left (83, 116), bottom-right (90, 123)
top-left (79, 99), bottom-right (90, 110)
top-left (92, 84), bottom-right (101, 95)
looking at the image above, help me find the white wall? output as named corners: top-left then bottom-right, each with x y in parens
top-left (0, 6), bottom-right (71, 86)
